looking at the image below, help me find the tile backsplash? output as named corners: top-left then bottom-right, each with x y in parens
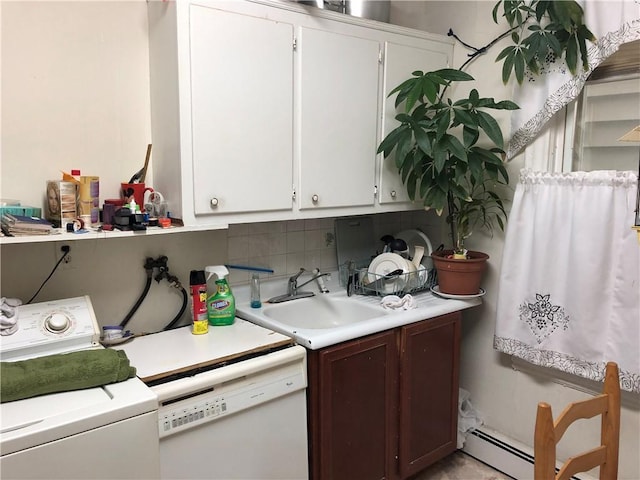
top-left (226, 210), bottom-right (440, 286)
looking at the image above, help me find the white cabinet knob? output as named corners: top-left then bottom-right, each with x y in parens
top-left (312, 194), bottom-right (319, 203)
top-left (210, 198), bottom-right (219, 208)
top-left (390, 190), bottom-right (396, 198)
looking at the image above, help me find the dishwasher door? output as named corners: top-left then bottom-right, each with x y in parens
top-left (153, 346), bottom-right (309, 480)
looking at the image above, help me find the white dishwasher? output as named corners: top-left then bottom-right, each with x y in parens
top-left (115, 320), bottom-right (309, 480)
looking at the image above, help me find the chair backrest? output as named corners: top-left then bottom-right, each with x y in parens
top-left (534, 362), bottom-right (621, 480)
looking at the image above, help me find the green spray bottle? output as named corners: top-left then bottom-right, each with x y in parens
top-left (205, 266), bottom-right (235, 326)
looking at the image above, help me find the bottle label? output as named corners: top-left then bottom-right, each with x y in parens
top-left (192, 319), bottom-right (209, 335)
top-left (190, 285), bottom-right (207, 321)
top-left (210, 299), bottom-right (231, 311)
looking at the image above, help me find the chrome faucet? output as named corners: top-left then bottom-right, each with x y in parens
top-left (268, 268), bottom-right (331, 303)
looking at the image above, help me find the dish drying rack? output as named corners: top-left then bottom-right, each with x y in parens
top-left (339, 260), bottom-right (437, 297)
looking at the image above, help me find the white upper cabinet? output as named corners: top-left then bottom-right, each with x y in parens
top-left (298, 26), bottom-right (379, 210)
top-left (148, 0), bottom-right (453, 228)
top-left (379, 41), bottom-right (451, 205)
top-left (190, 5), bottom-right (294, 216)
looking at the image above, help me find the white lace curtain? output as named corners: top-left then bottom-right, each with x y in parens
top-left (507, 1), bottom-right (640, 160)
top-left (494, 169), bottom-right (640, 392)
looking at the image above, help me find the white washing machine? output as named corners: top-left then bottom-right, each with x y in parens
top-left (0, 296), bottom-right (160, 479)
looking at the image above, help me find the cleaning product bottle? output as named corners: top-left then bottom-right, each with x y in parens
top-left (205, 266), bottom-right (235, 326)
top-left (189, 270), bottom-right (208, 335)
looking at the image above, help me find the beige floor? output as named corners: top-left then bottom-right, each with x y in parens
top-left (413, 451), bottom-right (514, 480)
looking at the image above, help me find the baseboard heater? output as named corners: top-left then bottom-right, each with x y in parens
top-left (462, 428), bottom-right (595, 480)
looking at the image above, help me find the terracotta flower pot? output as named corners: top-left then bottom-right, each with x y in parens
top-left (431, 250), bottom-right (489, 295)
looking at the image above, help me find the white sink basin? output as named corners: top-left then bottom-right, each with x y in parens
top-left (262, 295), bottom-right (387, 329)
top-left (234, 271), bottom-right (482, 349)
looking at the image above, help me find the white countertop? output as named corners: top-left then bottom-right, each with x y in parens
top-left (234, 272), bottom-right (482, 349)
top-left (112, 319), bottom-right (293, 382)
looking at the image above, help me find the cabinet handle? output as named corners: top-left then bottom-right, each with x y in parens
top-left (210, 198), bottom-right (219, 208)
top-left (390, 190), bottom-right (396, 198)
top-left (312, 194), bottom-right (319, 204)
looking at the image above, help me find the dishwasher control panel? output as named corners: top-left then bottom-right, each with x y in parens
top-left (156, 370), bottom-right (306, 438)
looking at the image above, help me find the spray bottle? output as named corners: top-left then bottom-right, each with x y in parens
top-left (189, 270), bottom-right (208, 335)
top-left (205, 266), bottom-right (235, 326)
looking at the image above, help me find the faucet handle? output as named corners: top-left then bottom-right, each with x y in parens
top-left (290, 268), bottom-right (306, 282)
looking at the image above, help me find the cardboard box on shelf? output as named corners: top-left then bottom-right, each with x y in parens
top-left (45, 180), bottom-right (77, 228)
top-left (78, 176), bottom-right (99, 225)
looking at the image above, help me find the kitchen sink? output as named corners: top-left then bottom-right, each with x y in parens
top-left (262, 295), bottom-right (388, 329)
top-left (234, 271), bottom-right (482, 350)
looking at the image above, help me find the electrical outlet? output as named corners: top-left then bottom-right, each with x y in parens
top-left (58, 244), bottom-right (74, 270)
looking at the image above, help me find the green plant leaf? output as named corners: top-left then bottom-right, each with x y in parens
top-left (462, 125), bottom-right (480, 147)
top-left (476, 110), bottom-right (504, 148)
top-left (565, 35), bottom-right (578, 75)
top-left (514, 50), bottom-right (525, 83)
top-left (535, 0), bottom-right (551, 22)
top-left (496, 45), bottom-right (515, 62)
top-left (413, 124), bottom-right (432, 156)
top-left (492, 100), bottom-right (520, 110)
top-left (492, 0), bottom-right (501, 23)
top-left (421, 76), bottom-right (439, 103)
top-left (377, 124), bottom-right (407, 156)
top-left (405, 81), bottom-right (424, 112)
top-left (453, 107), bottom-right (476, 128)
top-left (395, 113), bottom-right (414, 125)
top-left (469, 89), bottom-right (480, 105)
top-left (502, 50), bottom-right (515, 84)
top-left (435, 109), bottom-right (451, 139)
top-left (435, 68), bottom-right (475, 82)
top-left (432, 141), bottom-right (447, 172)
top-left (443, 134), bottom-right (467, 162)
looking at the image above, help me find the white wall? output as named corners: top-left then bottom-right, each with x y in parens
top-left (390, 2), bottom-right (639, 479)
top-left (1, 1), bottom-right (637, 478)
top-left (1, 1), bottom-right (152, 207)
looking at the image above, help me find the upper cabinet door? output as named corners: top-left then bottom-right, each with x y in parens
top-left (189, 5), bottom-right (294, 215)
top-left (298, 26), bottom-right (380, 210)
top-left (379, 41), bottom-right (451, 205)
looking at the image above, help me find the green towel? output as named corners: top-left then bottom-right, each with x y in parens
top-left (1, 349), bottom-right (137, 403)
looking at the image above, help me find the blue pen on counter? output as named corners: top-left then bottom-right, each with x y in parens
top-left (225, 264), bottom-right (275, 274)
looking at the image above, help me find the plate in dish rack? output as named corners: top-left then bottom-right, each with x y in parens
top-left (366, 253), bottom-right (409, 294)
top-left (430, 285), bottom-right (486, 299)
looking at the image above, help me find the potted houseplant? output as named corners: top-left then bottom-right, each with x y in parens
top-left (377, 69), bottom-right (516, 295)
top-left (377, 1), bottom-right (595, 295)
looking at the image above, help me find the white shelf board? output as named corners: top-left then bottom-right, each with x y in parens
top-left (0, 223), bottom-right (228, 245)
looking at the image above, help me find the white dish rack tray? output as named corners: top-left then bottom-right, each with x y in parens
top-left (339, 260), bottom-right (437, 297)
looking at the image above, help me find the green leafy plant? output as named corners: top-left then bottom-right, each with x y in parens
top-left (493, 0), bottom-right (595, 84)
top-left (377, 0), bottom-right (594, 255)
top-left (377, 68), bottom-right (517, 254)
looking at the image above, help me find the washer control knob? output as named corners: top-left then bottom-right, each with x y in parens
top-left (44, 313), bottom-right (70, 333)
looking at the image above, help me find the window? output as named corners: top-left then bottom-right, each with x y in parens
top-left (562, 40), bottom-right (640, 172)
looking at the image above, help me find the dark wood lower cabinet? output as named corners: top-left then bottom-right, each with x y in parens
top-left (306, 312), bottom-right (461, 480)
top-left (398, 314), bottom-right (461, 478)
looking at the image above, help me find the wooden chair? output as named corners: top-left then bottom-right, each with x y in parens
top-left (534, 361), bottom-right (621, 480)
